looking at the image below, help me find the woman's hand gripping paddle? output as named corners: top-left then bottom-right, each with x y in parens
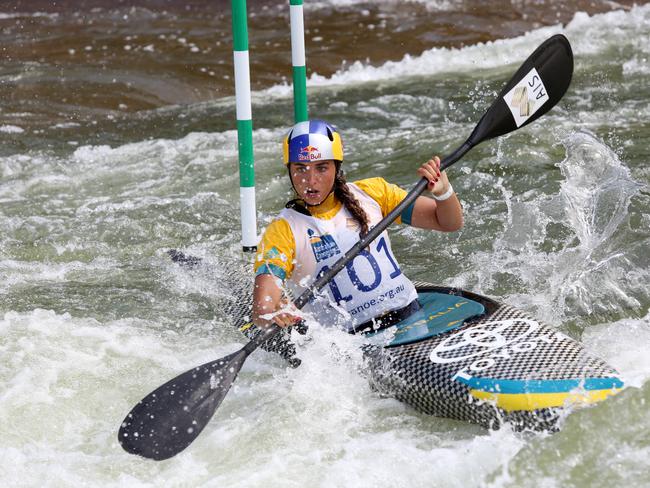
top-left (118, 34), bottom-right (573, 461)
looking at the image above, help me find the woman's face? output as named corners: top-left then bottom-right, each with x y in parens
top-left (289, 160), bottom-right (337, 206)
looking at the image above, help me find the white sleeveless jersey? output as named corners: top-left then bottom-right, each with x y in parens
top-left (279, 183), bottom-right (418, 331)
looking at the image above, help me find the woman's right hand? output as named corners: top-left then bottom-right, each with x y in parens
top-left (263, 304), bottom-right (302, 329)
top-left (253, 274), bottom-right (302, 329)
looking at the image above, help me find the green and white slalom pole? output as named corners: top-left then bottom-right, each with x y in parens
top-left (231, 0), bottom-right (257, 252)
top-left (290, 0), bottom-right (308, 122)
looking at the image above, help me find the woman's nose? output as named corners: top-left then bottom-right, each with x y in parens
top-left (306, 169), bottom-right (319, 184)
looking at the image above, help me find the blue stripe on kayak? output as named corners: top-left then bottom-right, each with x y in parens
top-left (456, 376), bottom-right (624, 394)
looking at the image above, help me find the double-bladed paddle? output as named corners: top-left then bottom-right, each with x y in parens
top-left (118, 34), bottom-right (573, 460)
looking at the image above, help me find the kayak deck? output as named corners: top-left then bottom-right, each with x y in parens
top-left (364, 283), bottom-right (623, 430)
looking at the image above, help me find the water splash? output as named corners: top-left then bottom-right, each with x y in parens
top-left (560, 131), bottom-right (638, 249)
top-left (454, 131), bottom-right (642, 327)
top-left (552, 131), bottom-right (642, 319)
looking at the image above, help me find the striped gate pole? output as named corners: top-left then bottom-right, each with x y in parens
top-left (289, 0), bottom-right (308, 122)
top-left (231, 0), bottom-right (257, 252)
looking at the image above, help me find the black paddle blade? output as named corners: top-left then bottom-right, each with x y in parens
top-left (118, 349), bottom-right (248, 460)
top-left (469, 34), bottom-right (573, 145)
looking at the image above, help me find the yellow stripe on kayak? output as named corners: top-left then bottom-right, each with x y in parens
top-left (239, 321), bottom-right (254, 332)
top-left (470, 388), bottom-right (622, 412)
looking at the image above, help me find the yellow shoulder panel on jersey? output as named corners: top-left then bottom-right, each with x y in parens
top-left (354, 177), bottom-right (408, 224)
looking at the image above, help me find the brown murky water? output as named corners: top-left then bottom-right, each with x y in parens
top-left (2, 0), bottom-right (641, 117)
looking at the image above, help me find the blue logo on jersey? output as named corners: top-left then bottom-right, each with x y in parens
top-left (308, 228), bottom-right (341, 262)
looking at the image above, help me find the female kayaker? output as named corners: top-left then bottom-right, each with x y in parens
top-left (252, 119), bottom-right (463, 334)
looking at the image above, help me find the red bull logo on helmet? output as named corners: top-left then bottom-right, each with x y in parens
top-left (284, 120), bottom-right (343, 165)
top-left (298, 145), bottom-right (322, 161)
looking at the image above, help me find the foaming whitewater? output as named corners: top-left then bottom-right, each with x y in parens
top-left (263, 4), bottom-right (650, 97)
top-left (0, 12), bottom-right (59, 19)
top-left (305, 0), bottom-right (460, 10)
top-left (0, 308), bottom-right (248, 487)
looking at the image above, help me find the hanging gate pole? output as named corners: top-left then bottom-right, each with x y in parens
top-left (231, 0), bottom-right (257, 252)
top-left (230, 0), bottom-right (309, 252)
top-left (289, 0), bottom-right (308, 122)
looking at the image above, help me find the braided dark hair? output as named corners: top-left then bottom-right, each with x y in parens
top-left (333, 164), bottom-right (369, 237)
